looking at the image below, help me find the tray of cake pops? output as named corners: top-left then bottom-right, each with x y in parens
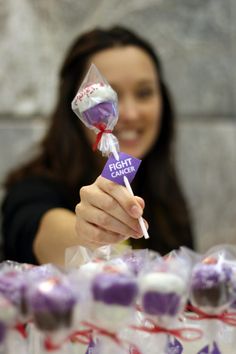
top-left (0, 244), bottom-right (236, 354)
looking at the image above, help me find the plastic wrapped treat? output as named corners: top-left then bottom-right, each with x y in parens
top-left (0, 293), bottom-right (26, 354)
top-left (27, 275), bottom-right (77, 333)
top-left (27, 265), bottom-right (90, 354)
top-left (0, 267), bottom-right (29, 320)
top-left (188, 250), bottom-right (235, 353)
top-left (140, 272), bottom-right (185, 321)
top-left (130, 254), bottom-right (194, 354)
top-left (72, 63), bottom-right (119, 156)
top-left (85, 271), bottom-right (138, 354)
top-left (190, 260), bottom-right (233, 314)
top-left (25, 270), bottom-right (80, 354)
top-left (91, 272), bottom-right (138, 329)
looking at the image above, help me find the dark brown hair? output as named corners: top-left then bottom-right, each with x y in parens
top-left (4, 26), bottom-right (194, 253)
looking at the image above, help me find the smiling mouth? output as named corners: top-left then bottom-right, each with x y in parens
top-left (115, 130), bottom-right (140, 143)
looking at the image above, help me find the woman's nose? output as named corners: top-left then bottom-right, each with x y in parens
top-left (119, 97), bottom-right (139, 121)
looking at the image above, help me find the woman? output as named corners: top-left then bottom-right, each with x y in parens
top-left (1, 26), bottom-right (194, 266)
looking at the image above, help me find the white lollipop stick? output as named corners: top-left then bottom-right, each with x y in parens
top-left (110, 145), bottom-right (149, 240)
top-left (123, 176), bottom-right (149, 240)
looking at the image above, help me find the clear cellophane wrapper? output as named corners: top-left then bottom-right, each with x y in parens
top-left (3, 246), bottom-right (236, 353)
top-left (67, 245), bottom-right (145, 354)
top-left (128, 249), bottom-right (194, 354)
top-left (183, 244), bottom-right (236, 353)
top-left (0, 261), bottom-right (33, 354)
top-left (71, 63), bottom-right (120, 156)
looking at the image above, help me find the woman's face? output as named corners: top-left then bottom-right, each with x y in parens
top-left (84, 45), bottom-right (162, 159)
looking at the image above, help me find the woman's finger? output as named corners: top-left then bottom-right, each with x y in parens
top-left (96, 176), bottom-right (144, 218)
top-left (76, 202), bottom-right (142, 238)
top-left (80, 183), bottom-right (143, 234)
top-left (75, 213), bottom-right (127, 248)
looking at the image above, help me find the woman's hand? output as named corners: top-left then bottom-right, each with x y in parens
top-left (75, 176), bottom-right (147, 249)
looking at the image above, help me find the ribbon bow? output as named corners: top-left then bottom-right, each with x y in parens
top-left (44, 328), bottom-right (92, 351)
top-left (130, 319), bottom-right (203, 342)
top-left (186, 305), bottom-right (236, 326)
top-left (93, 123), bottom-right (112, 151)
top-left (82, 321), bottom-right (142, 353)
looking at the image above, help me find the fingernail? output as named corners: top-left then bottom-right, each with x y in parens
top-left (130, 205), bottom-right (143, 218)
top-left (132, 233), bottom-right (143, 239)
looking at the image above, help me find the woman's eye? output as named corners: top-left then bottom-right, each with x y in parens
top-left (136, 88), bottom-right (155, 99)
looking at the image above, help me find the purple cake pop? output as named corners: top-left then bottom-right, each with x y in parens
top-left (92, 273), bottom-right (138, 306)
top-left (140, 272), bottom-right (185, 317)
top-left (72, 82), bottom-right (117, 128)
top-left (190, 261), bottom-right (233, 312)
top-left (0, 270), bottom-right (28, 316)
top-left (90, 272), bottom-right (138, 330)
top-left (72, 64), bottom-right (119, 155)
top-left (27, 276), bottom-right (77, 331)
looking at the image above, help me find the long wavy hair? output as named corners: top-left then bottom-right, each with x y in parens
top-left (4, 26), bottom-right (194, 253)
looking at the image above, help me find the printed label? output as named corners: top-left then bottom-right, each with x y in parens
top-left (101, 152), bottom-right (141, 186)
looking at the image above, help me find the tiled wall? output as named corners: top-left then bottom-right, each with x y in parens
top-left (0, 0), bottom-right (235, 258)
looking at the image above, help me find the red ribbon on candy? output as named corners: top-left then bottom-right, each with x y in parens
top-left (186, 304), bottom-right (236, 326)
top-left (93, 123), bottom-right (112, 151)
top-left (14, 323), bottom-right (28, 338)
top-left (130, 318), bottom-right (203, 342)
top-left (82, 321), bottom-right (142, 354)
top-left (44, 328), bottom-right (92, 351)
top-left (70, 328), bottom-right (93, 345)
top-left (82, 321), bottom-right (122, 345)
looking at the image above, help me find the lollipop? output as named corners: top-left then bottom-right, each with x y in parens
top-left (85, 271), bottom-right (138, 354)
top-left (72, 64), bottom-right (149, 239)
top-left (72, 63), bottom-right (119, 156)
top-left (129, 271), bottom-right (186, 354)
top-left (188, 255), bottom-right (234, 353)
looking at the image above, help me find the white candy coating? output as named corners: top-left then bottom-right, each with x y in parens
top-left (72, 83), bottom-right (117, 112)
top-left (140, 272), bottom-right (185, 295)
top-left (91, 301), bottom-right (131, 331)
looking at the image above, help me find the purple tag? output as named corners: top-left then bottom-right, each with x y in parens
top-left (197, 345), bottom-right (209, 354)
top-left (85, 339), bottom-right (97, 354)
top-left (101, 152), bottom-right (141, 186)
top-left (211, 342), bottom-right (221, 354)
top-left (197, 342), bottom-right (221, 354)
top-left (167, 338), bottom-right (183, 354)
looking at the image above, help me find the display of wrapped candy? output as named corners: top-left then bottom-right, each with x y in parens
top-left (72, 64), bottom-right (119, 156)
top-left (27, 275), bottom-right (77, 332)
top-left (1, 246), bottom-right (236, 353)
top-left (190, 259), bottom-right (233, 313)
